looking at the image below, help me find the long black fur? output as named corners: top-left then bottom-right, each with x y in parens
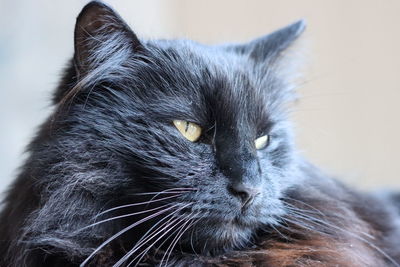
top-left (0, 2), bottom-right (399, 266)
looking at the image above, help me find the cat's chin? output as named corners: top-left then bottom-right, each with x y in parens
top-left (173, 197), bottom-right (285, 255)
top-left (177, 218), bottom-right (258, 256)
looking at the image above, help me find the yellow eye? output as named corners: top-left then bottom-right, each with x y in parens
top-left (173, 120), bottom-right (202, 142)
top-left (255, 135), bottom-right (269, 150)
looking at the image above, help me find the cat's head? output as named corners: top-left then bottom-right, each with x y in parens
top-left (47, 1), bottom-right (305, 258)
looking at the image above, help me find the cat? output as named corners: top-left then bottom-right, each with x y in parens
top-left (0, 1), bottom-right (399, 266)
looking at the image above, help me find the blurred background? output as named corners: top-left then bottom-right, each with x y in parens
top-left (0, 0), bottom-right (399, 195)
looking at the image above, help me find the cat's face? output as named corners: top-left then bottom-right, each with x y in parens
top-left (53, 2), bottom-right (304, 256)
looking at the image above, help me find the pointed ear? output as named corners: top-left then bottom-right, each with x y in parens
top-left (232, 20), bottom-right (306, 63)
top-left (74, 1), bottom-right (142, 75)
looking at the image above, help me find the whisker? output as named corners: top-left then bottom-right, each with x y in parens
top-left (282, 197), bottom-right (326, 217)
top-left (95, 195), bottom-right (180, 218)
top-left (79, 204), bottom-right (180, 267)
top-left (269, 223), bottom-right (290, 240)
top-left (282, 201), bottom-right (324, 217)
top-left (130, 203), bottom-right (192, 254)
top-left (280, 199), bottom-right (400, 266)
top-left (117, 214), bottom-right (185, 267)
top-left (189, 218), bottom-right (201, 258)
top-left (136, 215), bottom-right (200, 267)
top-left (283, 211), bottom-right (400, 267)
top-left (129, 188), bottom-right (196, 196)
top-left (161, 214), bottom-right (201, 267)
top-left (201, 238), bottom-right (209, 255)
top-left (158, 211), bottom-right (195, 267)
top-left (280, 217), bottom-right (328, 236)
top-left (128, 218), bottom-right (185, 267)
top-left (144, 189), bottom-right (189, 210)
top-left (78, 203), bottom-right (172, 232)
top-left (114, 203), bottom-right (192, 267)
top-left (151, 214), bottom-right (194, 259)
top-left (131, 210), bottom-right (180, 253)
top-left (132, 218), bottom-right (188, 267)
top-left (151, 211), bottom-right (203, 263)
top-left (284, 203), bottom-right (376, 241)
top-left (288, 209), bottom-right (374, 239)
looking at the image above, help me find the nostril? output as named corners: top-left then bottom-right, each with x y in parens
top-left (229, 182), bottom-right (260, 209)
top-left (237, 191), bottom-right (250, 203)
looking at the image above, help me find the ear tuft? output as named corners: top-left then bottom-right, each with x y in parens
top-left (74, 1), bottom-right (141, 74)
top-left (54, 1), bottom-right (142, 105)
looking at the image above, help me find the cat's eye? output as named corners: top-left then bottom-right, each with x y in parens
top-left (173, 120), bottom-right (202, 142)
top-left (255, 135), bottom-right (269, 150)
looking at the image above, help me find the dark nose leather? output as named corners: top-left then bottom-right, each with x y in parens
top-left (229, 182), bottom-right (261, 209)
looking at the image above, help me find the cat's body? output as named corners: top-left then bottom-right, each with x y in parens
top-left (0, 2), bottom-right (399, 266)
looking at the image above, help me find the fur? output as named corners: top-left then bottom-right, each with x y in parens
top-left (0, 2), bottom-right (399, 266)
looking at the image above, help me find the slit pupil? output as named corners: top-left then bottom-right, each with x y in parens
top-left (185, 121), bottom-right (189, 133)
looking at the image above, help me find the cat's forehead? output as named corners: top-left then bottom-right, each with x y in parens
top-left (146, 39), bottom-right (268, 101)
top-left (141, 40), bottom-right (272, 129)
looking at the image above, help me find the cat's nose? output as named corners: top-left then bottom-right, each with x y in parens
top-left (229, 182), bottom-right (261, 209)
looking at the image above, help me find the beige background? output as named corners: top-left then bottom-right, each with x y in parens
top-left (0, 0), bottom-right (399, 195)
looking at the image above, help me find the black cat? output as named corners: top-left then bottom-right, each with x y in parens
top-left (1, 1), bottom-right (399, 266)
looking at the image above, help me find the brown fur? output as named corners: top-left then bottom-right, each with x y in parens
top-left (159, 188), bottom-right (393, 267)
top-left (190, 226), bottom-right (384, 267)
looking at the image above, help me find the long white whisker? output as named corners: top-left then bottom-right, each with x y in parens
top-left (282, 197), bottom-right (326, 217)
top-left (269, 223), bottom-right (289, 240)
top-left (130, 203), bottom-right (192, 255)
top-left (130, 188), bottom-right (196, 196)
top-left (79, 203), bottom-right (172, 232)
top-left (132, 219), bottom-right (188, 267)
top-left (150, 216), bottom-right (192, 259)
top-left (128, 218), bottom-right (185, 267)
top-left (114, 203), bottom-right (192, 267)
top-left (95, 195), bottom-right (181, 218)
top-left (144, 188), bottom-right (193, 205)
top-left (79, 204), bottom-right (179, 267)
top-left (189, 218), bottom-right (201, 258)
top-left (280, 217), bottom-right (328, 236)
top-left (116, 214), bottom-right (184, 267)
top-left (285, 211), bottom-right (400, 267)
top-left (158, 211), bottom-right (195, 267)
top-left (154, 212), bottom-right (202, 260)
top-left (162, 213), bottom-right (201, 267)
top-left (288, 209), bottom-right (375, 239)
top-left (282, 201), bottom-right (325, 217)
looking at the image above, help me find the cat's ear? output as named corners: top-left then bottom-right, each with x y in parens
top-left (231, 20), bottom-right (306, 63)
top-left (74, 1), bottom-right (142, 75)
